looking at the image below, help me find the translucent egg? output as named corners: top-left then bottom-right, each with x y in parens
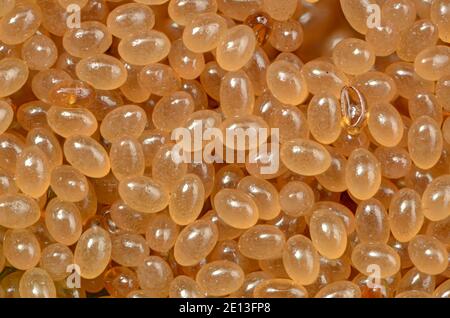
top-left (389, 188), bottom-right (424, 242)
top-left (111, 232), bottom-right (149, 268)
top-left (431, 0), bottom-right (450, 42)
top-left (315, 281), bottom-right (361, 298)
top-left (199, 61), bottom-right (226, 100)
top-left (136, 256), bottom-right (173, 296)
top-left (434, 279), bottom-right (450, 298)
top-left (374, 146), bottom-right (411, 179)
top-left (109, 136), bottom-right (145, 181)
top-left (237, 225), bottom-right (285, 260)
top-left (415, 90), bottom-right (445, 124)
top-left (216, 25), bottom-right (256, 71)
top-left (145, 212), bottom-right (179, 253)
top-left (355, 198), bottom-right (390, 243)
top-left (182, 13), bottom-right (227, 53)
top-left (266, 60), bottom-right (308, 106)
top-left (367, 102), bottom-right (404, 147)
top-left (422, 175), bottom-right (450, 221)
top-left (21, 34), bottom-right (57, 71)
top-left (268, 104), bottom-right (309, 143)
top-left (64, 135), bottom-right (110, 178)
top-left (50, 165), bottom-right (88, 202)
top-left (217, 0), bottom-right (262, 21)
top-left (19, 268), bottom-right (56, 298)
top-left (151, 144), bottom-right (188, 190)
top-left (282, 234), bottom-right (320, 285)
top-left (74, 226), bottom-right (112, 279)
top-left (187, 161), bottom-right (215, 198)
top-left (169, 174), bottom-right (205, 225)
top-left (280, 139), bottom-right (331, 176)
top-left (382, 0), bottom-right (417, 31)
top-left (100, 105), bottom-right (147, 142)
top-left (307, 93), bottom-right (342, 144)
top-left (213, 188), bottom-right (259, 229)
top-left (0, 193), bottom-right (40, 229)
top-left (426, 216), bottom-right (450, 245)
top-left (345, 148), bottom-right (382, 201)
top-left (16, 101), bottom-right (50, 132)
top-left (352, 71), bottom-right (398, 105)
top-left (106, 3), bottom-right (155, 39)
top-left (0, 3), bottom-right (42, 45)
top-left (385, 62), bottom-right (434, 99)
top-left (0, 132), bottom-right (25, 173)
top-left (181, 79), bottom-right (209, 110)
top-left (0, 58), bottom-right (29, 98)
top-left (45, 198), bottom-right (82, 246)
top-left (110, 200), bottom-right (153, 234)
top-left (47, 106), bottom-right (98, 138)
top-left (351, 242), bottom-right (401, 278)
top-left (396, 267), bottom-right (435, 294)
top-left (263, 0), bottom-right (296, 21)
top-left (0, 271), bottom-right (22, 298)
top-left (408, 116), bottom-right (443, 170)
top-left (279, 181), bottom-right (314, 218)
top-left (139, 130), bottom-right (171, 167)
top-left (152, 91), bottom-right (195, 132)
top-left (253, 278), bottom-right (308, 298)
top-left (237, 176), bottom-right (280, 221)
top-left (104, 266), bottom-right (140, 298)
top-left (40, 243), bottom-right (74, 281)
top-left (332, 38), bottom-right (376, 75)
top-left (118, 175), bottom-right (169, 214)
top-left (62, 21), bottom-right (112, 58)
top-left (174, 219), bottom-right (218, 266)
top-left (120, 63), bottom-right (150, 104)
top-left (168, 39), bottom-right (205, 80)
top-left (15, 146), bottom-right (50, 198)
top-left (38, 0), bottom-right (70, 37)
top-left (76, 54), bottom-right (127, 90)
top-left (139, 63), bottom-right (181, 97)
top-left (196, 260), bottom-right (244, 296)
top-left (396, 19), bottom-right (439, 62)
top-left (118, 30), bottom-right (171, 66)
top-left (414, 45), bottom-right (450, 81)
top-left (48, 79), bottom-right (96, 108)
top-left (312, 201), bottom-right (356, 235)
top-left (220, 70), bottom-right (255, 118)
top-left (242, 47), bottom-right (269, 96)
top-left (3, 228), bottom-right (41, 270)
top-left (31, 69), bottom-right (72, 104)
top-left (168, 0), bottom-right (218, 26)
top-left (365, 22), bottom-right (400, 57)
top-left (309, 209), bottom-right (347, 259)
top-left (169, 275), bottom-right (206, 298)
top-left (408, 235), bottom-right (449, 275)
top-left (219, 114), bottom-right (269, 151)
top-left (182, 110), bottom-right (222, 152)
top-left (269, 19), bottom-right (303, 52)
